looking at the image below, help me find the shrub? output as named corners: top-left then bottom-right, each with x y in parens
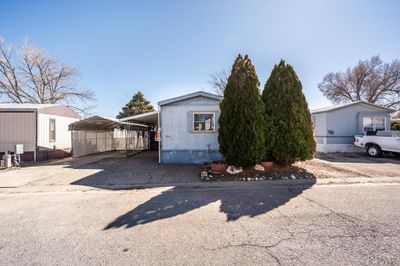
top-left (262, 60), bottom-right (316, 164)
top-left (218, 54), bottom-right (265, 167)
top-left (391, 121), bottom-right (400, 130)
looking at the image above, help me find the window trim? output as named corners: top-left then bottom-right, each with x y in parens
top-left (192, 111), bottom-right (216, 133)
top-left (49, 118), bottom-right (56, 142)
top-left (362, 117), bottom-right (386, 132)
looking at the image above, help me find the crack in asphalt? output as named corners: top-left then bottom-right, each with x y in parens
top-left (203, 187), bottom-right (400, 265)
top-left (290, 188), bottom-right (400, 243)
top-left (202, 238), bottom-right (290, 265)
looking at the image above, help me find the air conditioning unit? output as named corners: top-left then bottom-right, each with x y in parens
top-left (2, 154), bottom-right (12, 168)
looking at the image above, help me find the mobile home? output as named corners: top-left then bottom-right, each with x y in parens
top-left (158, 91), bottom-right (223, 164)
top-left (311, 101), bottom-right (393, 153)
top-left (0, 104), bottom-right (80, 161)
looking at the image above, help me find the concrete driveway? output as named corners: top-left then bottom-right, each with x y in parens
top-left (0, 151), bottom-right (199, 189)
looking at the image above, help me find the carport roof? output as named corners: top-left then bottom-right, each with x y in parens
top-left (69, 116), bottom-right (148, 131)
top-left (119, 111), bottom-right (158, 125)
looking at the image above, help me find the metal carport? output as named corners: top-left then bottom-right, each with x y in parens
top-left (119, 111), bottom-right (159, 150)
top-left (69, 116), bottom-right (149, 157)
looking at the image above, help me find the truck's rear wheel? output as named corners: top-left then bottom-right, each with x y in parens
top-left (366, 145), bottom-right (381, 157)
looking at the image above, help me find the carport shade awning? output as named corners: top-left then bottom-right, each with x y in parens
top-left (69, 116), bottom-right (148, 131)
top-left (119, 111), bottom-right (158, 125)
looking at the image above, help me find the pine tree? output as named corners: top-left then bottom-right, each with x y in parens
top-left (218, 54), bottom-right (265, 167)
top-left (262, 60), bottom-right (316, 164)
top-left (116, 91), bottom-right (155, 119)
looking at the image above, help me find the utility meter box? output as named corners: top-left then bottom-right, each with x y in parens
top-left (15, 144), bottom-right (24, 155)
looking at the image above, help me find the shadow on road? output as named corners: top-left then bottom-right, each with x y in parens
top-left (56, 150), bottom-right (316, 229)
top-left (69, 151), bottom-right (199, 188)
top-left (104, 181), bottom-right (315, 230)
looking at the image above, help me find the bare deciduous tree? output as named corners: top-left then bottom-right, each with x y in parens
top-left (0, 38), bottom-right (95, 115)
top-left (319, 55), bottom-right (400, 110)
top-left (209, 70), bottom-right (228, 96)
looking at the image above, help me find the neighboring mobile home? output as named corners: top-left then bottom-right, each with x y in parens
top-left (311, 101), bottom-right (393, 153)
top-left (158, 91), bottom-right (223, 164)
top-left (0, 104), bottom-right (80, 161)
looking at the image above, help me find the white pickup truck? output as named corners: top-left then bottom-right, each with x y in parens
top-left (354, 131), bottom-right (400, 157)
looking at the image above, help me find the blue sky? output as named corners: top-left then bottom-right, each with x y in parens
top-left (1, 0), bottom-right (400, 117)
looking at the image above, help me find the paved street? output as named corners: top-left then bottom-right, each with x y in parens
top-left (1, 181), bottom-right (399, 265)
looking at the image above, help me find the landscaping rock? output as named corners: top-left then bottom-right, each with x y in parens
top-left (226, 166), bottom-right (243, 175)
top-left (254, 164), bottom-right (265, 171)
top-left (200, 171), bottom-right (208, 178)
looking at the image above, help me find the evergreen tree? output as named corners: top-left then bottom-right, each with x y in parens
top-left (262, 60), bottom-right (316, 164)
top-left (218, 54), bottom-right (265, 167)
top-left (116, 91), bottom-right (155, 119)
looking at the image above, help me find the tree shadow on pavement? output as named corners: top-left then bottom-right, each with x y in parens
top-left (69, 151), bottom-right (200, 188)
top-left (104, 181), bottom-right (315, 230)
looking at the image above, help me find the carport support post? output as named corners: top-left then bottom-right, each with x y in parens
top-left (147, 126), bottom-right (150, 150)
top-left (125, 125), bottom-right (128, 157)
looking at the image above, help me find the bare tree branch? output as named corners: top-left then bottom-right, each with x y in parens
top-left (0, 38), bottom-right (96, 115)
top-left (209, 70), bottom-right (228, 96)
top-left (319, 55), bottom-right (400, 111)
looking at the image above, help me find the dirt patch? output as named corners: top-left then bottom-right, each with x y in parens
top-left (201, 164), bottom-right (315, 182)
top-left (295, 159), bottom-right (373, 179)
top-left (201, 152), bottom-right (400, 181)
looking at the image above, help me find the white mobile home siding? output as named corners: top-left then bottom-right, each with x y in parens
top-left (0, 104), bottom-right (79, 161)
top-left (160, 96), bottom-right (223, 163)
top-left (37, 113), bottom-right (78, 150)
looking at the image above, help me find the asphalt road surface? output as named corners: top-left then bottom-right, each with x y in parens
top-left (1, 182), bottom-right (399, 265)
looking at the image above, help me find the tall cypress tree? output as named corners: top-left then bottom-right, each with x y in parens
top-left (218, 54), bottom-right (265, 167)
top-left (262, 60), bottom-right (316, 164)
top-left (116, 91), bottom-right (155, 119)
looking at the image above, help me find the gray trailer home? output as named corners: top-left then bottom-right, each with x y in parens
top-left (311, 101), bottom-right (393, 153)
top-left (158, 91), bottom-right (223, 164)
top-left (0, 104), bottom-right (80, 161)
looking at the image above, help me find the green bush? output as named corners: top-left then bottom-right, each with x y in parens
top-left (218, 55), bottom-right (265, 167)
top-left (391, 121), bottom-right (400, 130)
top-left (262, 60), bottom-right (316, 164)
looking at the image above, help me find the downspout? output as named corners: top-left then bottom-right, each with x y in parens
top-left (158, 104), bottom-right (161, 164)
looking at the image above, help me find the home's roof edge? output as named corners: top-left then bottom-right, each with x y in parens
top-left (311, 101), bottom-right (394, 114)
top-left (158, 91), bottom-right (222, 106)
